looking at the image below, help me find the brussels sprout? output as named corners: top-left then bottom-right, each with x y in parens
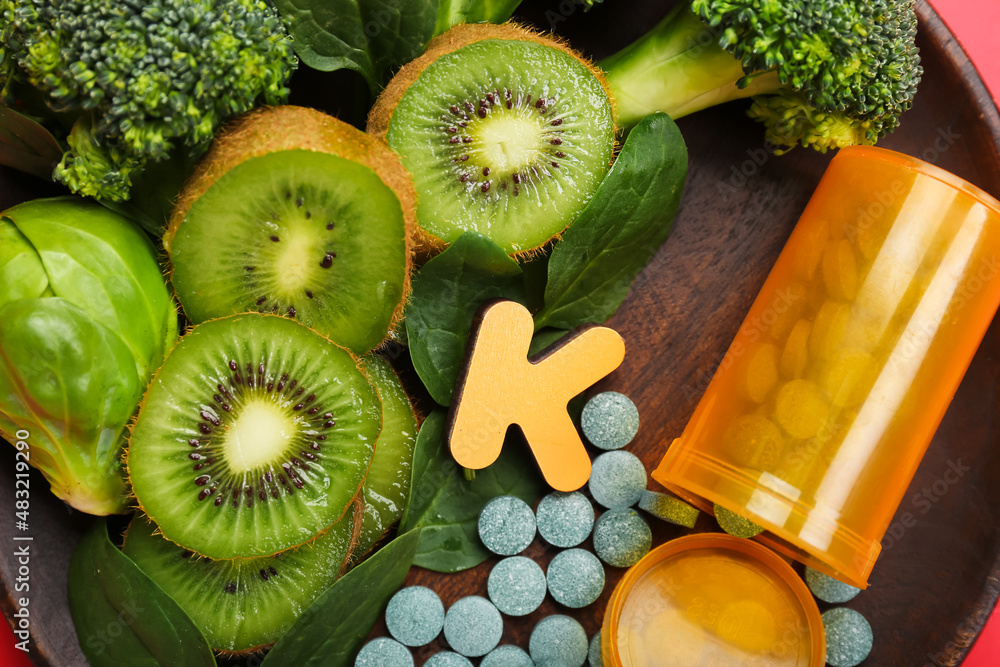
top-left (0, 197), bottom-right (178, 514)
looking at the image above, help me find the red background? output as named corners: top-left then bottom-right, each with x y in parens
top-left (2, 1), bottom-right (999, 666)
top-left (930, 3), bottom-right (1000, 665)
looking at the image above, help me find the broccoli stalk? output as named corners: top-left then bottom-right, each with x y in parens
top-left (600, 0), bottom-right (922, 152)
top-left (0, 0), bottom-right (296, 214)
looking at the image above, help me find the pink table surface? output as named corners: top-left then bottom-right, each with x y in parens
top-left (3, 2), bottom-right (1000, 666)
top-left (932, 3), bottom-right (1000, 664)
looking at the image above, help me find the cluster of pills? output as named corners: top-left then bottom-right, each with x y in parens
top-left (355, 582), bottom-right (591, 666)
top-left (803, 567), bottom-right (872, 667)
top-left (355, 392), bottom-right (706, 666)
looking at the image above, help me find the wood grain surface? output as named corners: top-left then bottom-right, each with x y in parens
top-left (3, 1), bottom-right (1000, 666)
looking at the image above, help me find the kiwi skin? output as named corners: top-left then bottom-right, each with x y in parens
top-left (367, 22), bottom-right (618, 254)
top-left (166, 105), bottom-right (417, 333)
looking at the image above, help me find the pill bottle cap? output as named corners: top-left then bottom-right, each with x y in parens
top-left (602, 533), bottom-right (825, 667)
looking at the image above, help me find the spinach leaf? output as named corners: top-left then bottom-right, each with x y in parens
top-left (0, 106), bottom-right (63, 180)
top-left (261, 530), bottom-right (420, 666)
top-left (406, 231), bottom-right (527, 406)
top-left (272, 0), bottom-right (524, 91)
top-left (534, 113), bottom-right (688, 330)
top-left (272, 0), bottom-right (436, 90)
top-left (67, 519), bottom-right (215, 667)
top-left (400, 411), bottom-right (544, 573)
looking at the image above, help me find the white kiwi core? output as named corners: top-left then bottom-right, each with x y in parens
top-left (222, 398), bottom-right (295, 471)
top-left (470, 114), bottom-right (543, 174)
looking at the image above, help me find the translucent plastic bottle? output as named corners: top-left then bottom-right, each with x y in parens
top-left (654, 146), bottom-right (1000, 587)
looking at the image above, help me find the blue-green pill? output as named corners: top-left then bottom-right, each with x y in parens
top-left (823, 608), bottom-right (873, 667)
top-left (481, 645), bottom-right (534, 667)
top-left (805, 567), bottom-right (861, 604)
top-left (588, 451), bottom-right (646, 509)
top-left (424, 651), bottom-right (474, 667)
top-left (529, 615), bottom-right (589, 667)
top-left (536, 491), bottom-right (595, 548)
top-left (354, 637), bottom-right (414, 667)
top-left (488, 556), bottom-right (547, 616)
top-left (588, 633), bottom-right (603, 667)
top-left (581, 392), bottom-right (639, 450)
top-left (444, 595), bottom-right (503, 657)
top-left (546, 548), bottom-right (605, 609)
top-left (385, 585), bottom-right (445, 647)
top-left (638, 490), bottom-right (699, 528)
top-left (592, 508), bottom-right (652, 568)
top-left (479, 495), bottom-right (536, 555)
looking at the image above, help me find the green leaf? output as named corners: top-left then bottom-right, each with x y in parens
top-left (400, 411), bottom-right (544, 573)
top-left (272, 0), bottom-right (437, 91)
top-left (272, 0), bottom-right (524, 90)
top-left (534, 113), bottom-right (688, 329)
top-left (67, 519), bottom-right (216, 666)
top-left (262, 529), bottom-right (420, 666)
top-left (0, 298), bottom-right (139, 513)
top-left (0, 217), bottom-right (51, 304)
top-left (5, 197), bottom-right (178, 379)
top-left (405, 231), bottom-right (527, 406)
top-left (0, 105), bottom-right (62, 180)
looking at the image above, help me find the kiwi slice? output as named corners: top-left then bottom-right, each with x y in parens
top-left (167, 106), bottom-right (416, 354)
top-left (368, 24), bottom-right (617, 255)
top-left (123, 511), bottom-right (356, 652)
top-left (354, 354), bottom-right (418, 557)
top-left (128, 313), bottom-right (381, 560)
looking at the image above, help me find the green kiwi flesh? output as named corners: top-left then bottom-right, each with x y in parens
top-left (354, 354), bottom-right (418, 556)
top-left (384, 38), bottom-right (615, 254)
top-left (169, 150), bottom-right (408, 354)
top-left (128, 314), bottom-right (381, 559)
top-left (122, 512), bottom-right (355, 652)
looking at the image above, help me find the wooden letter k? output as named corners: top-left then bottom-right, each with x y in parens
top-left (447, 300), bottom-right (626, 491)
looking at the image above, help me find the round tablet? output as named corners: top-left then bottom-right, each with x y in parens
top-left (588, 633), bottom-right (603, 667)
top-left (536, 491), bottom-right (595, 548)
top-left (547, 549), bottom-right (605, 609)
top-left (529, 615), bottom-right (589, 667)
top-left (444, 596), bottom-right (504, 657)
top-left (581, 392), bottom-right (639, 450)
top-left (479, 495), bottom-right (537, 555)
top-left (355, 637), bottom-right (414, 667)
top-left (805, 567), bottom-right (861, 604)
top-left (386, 586), bottom-right (445, 647)
top-left (823, 608), bottom-right (873, 667)
top-left (588, 451), bottom-right (647, 509)
top-left (592, 508), bottom-right (652, 568)
top-left (488, 556), bottom-right (547, 617)
top-left (637, 490), bottom-right (699, 528)
top-left (481, 644), bottom-right (534, 667)
top-left (425, 651), bottom-right (474, 667)
top-left (714, 504), bottom-right (764, 539)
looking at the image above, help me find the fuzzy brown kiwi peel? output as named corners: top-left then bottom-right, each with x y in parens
top-left (368, 23), bottom-right (618, 256)
top-left (166, 106), bottom-right (416, 355)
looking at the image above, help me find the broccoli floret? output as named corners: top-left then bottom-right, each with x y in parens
top-left (599, 0), bottom-right (922, 152)
top-left (0, 0), bottom-right (297, 201)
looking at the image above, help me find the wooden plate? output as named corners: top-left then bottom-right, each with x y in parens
top-left (3, 1), bottom-right (999, 665)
